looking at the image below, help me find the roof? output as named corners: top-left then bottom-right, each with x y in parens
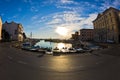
top-left (93, 7), bottom-right (120, 22)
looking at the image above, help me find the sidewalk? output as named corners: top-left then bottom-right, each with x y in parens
top-left (92, 44), bottom-right (120, 56)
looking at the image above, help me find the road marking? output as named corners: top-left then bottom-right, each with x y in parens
top-left (18, 61), bottom-right (27, 64)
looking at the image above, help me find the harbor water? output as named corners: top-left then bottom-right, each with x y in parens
top-left (35, 40), bottom-right (72, 49)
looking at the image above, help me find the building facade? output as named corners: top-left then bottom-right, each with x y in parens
top-left (93, 7), bottom-right (120, 43)
top-left (2, 21), bottom-right (24, 41)
top-left (0, 17), bottom-right (2, 40)
top-left (79, 29), bottom-right (94, 41)
top-left (71, 31), bottom-right (79, 40)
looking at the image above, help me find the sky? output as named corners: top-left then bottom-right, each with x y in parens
top-left (0, 0), bottom-right (120, 39)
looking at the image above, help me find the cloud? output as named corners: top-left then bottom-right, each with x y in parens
top-left (31, 15), bottom-right (39, 21)
top-left (30, 6), bottom-right (39, 12)
top-left (60, 0), bottom-right (78, 4)
top-left (26, 0), bottom-right (120, 39)
top-left (28, 9), bottom-right (98, 39)
top-left (23, 0), bottom-right (39, 12)
top-left (42, 0), bottom-right (79, 10)
top-left (23, 0), bottom-right (32, 4)
top-left (100, 0), bottom-right (120, 11)
top-left (43, 0), bottom-right (78, 5)
top-left (45, 11), bottom-right (97, 38)
top-left (113, 0), bottom-right (120, 7)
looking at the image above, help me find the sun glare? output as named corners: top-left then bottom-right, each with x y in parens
top-left (57, 43), bottom-right (65, 49)
top-left (55, 27), bottom-right (68, 36)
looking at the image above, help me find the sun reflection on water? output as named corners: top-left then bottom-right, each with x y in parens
top-left (55, 43), bottom-right (72, 50)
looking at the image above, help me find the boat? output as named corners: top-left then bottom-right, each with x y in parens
top-left (75, 48), bottom-right (85, 53)
top-left (61, 47), bottom-right (69, 53)
top-left (21, 42), bottom-right (32, 50)
top-left (52, 47), bottom-right (61, 56)
top-left (68, 48), bottom-right (76, 53)
top-left (45, 48), bottom-right (53, 55)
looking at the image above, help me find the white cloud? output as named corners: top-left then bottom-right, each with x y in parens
top-left (47, 18), bottom-right (63, 25)
top-left (100, 0), bottom-right (120, 11)
top-left (113, 0), bottom-right (120, 7)
top-left (45, 11), bottom-right (97, 39)
top-left (23, 0), bottom-right (32, 4)
top-left (29, 10), bottom-right (97, 39)
top-left (47, 11), bottom-right (83, 25)
top-left (31, 15), bottom-right (39, 21)
top-left (23, 0), bottom-right (39, 12)
top-left (60, 0), bottom-right (78, 4)
top-left (30, 6), bottom-right (39, 12)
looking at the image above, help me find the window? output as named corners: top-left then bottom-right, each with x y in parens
top-left (109, 13), bottom-right (111, 16)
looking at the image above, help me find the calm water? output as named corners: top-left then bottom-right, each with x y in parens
top-left (35, 40), bottom-right (72, 49)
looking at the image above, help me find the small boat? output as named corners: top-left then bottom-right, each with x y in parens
top-left (22, 42), bottom-right (45, 53)
top-left (76, 48), bottom-right (85, 53)
top-left (21, 42), bottom-right (32, 50)
top-left (61, 47), bottom-right (69, 53)
top-left (46, 49), bottom-right (53, 55)
top-left (68, 48), bottom-right (76, 53)
top-left (52, 47), bottom-right (61, 56)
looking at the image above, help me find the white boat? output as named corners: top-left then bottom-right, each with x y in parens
top-left (52, 47), bottom-right (61, 56)
top-left (21, 42), bottom-right (32, 50)
top-left (61, 47), bottom-right (69, 53)
top-left (76, 48), bottom-right (85, 53)
top-left (45, 49), bottom-right (53, 55)
top-left (68, 48), bottom-right (76, 53)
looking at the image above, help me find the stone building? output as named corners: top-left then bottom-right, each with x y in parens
top-left (0, 17), bottom-right (2, 40)
top-left (71, 31), bottom-right (79, 40)
top-left (2, 21), bottom-right (24, 41)
top-left (79, 29), bottom-right (94, 41)
top-left (93, 7), bottom-right (120, 43)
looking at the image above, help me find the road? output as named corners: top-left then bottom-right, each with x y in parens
top-left (0, 43), bottom-right (120, 80)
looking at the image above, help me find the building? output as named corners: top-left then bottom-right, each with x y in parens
top-left (71, 31), bottom-right (79, 40)
top-left (2, 21), bottom-right (24, 41)
top-left (79, 29), bottom-right (94, 41)
top-left (93, 7), bottom-right (120, 43)
top-left (0, 17), bottom-right (2, 40)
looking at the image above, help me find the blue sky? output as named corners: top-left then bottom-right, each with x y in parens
top-left (0, 0), bottom-right (120, 39)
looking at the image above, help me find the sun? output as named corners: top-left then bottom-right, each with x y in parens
top-left (55, 27), bottom-right (68, 36)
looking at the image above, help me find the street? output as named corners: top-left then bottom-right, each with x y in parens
top-left (0, 43), bottom-right (120, 80)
